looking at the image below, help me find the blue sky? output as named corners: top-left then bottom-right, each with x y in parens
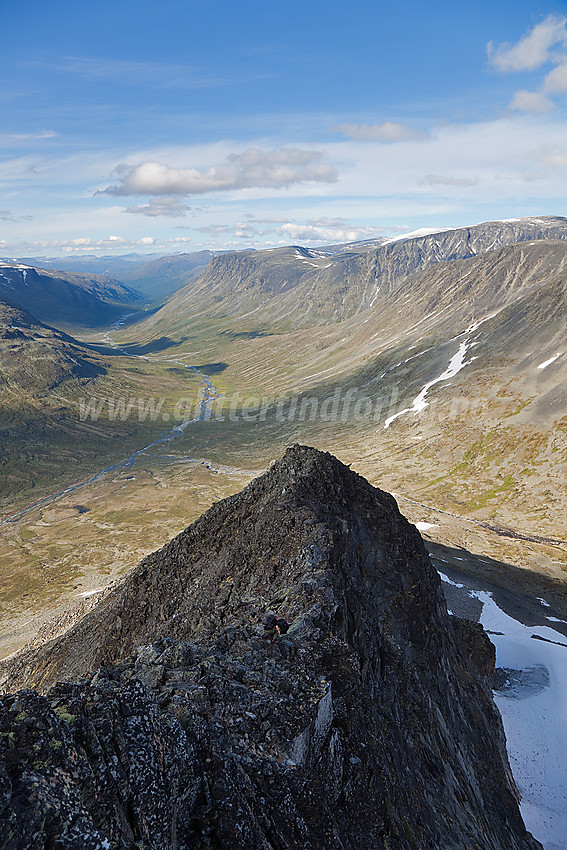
top-left (2, 0), bottom-right (567, 256)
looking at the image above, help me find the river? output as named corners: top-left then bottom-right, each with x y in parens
top-left (0, 320), bottom-right (221, 525)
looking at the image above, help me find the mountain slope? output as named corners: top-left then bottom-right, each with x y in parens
top-left (3, 217), bottom-right (567, 690)
top-left (0, 297), bottom-right (106, 391)
top-left (0, 262), bottom-right (143, 327)
top-left (134, 215), bottom-right (567, 338)
top-left (0, 446), bottom-right (541, 849)
top-left (109, 227), bottom-right (567, 574)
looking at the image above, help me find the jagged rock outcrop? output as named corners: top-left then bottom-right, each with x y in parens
top-left (0, 446), bottom-right (542, 849)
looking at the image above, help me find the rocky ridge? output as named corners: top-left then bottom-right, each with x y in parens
top-left (137, 215), bottom-right (567, 335)
top-left (0, 446), bottom-right (542, 848)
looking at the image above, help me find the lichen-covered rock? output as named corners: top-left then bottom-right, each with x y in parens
top-left (0, 446), bottom-right (542, 848)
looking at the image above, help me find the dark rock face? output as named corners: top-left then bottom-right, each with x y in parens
top-left (0, 446), bottom-right (541, 848)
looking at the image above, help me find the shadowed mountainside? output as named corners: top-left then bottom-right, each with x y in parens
top-left (0, 297), bottom-right (107, 391)
top-left (0, 262), bottom-right (143, 328)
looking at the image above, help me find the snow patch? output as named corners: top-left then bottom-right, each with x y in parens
top-left (538, 354), bottom-right (561, 370)
top-left (437, 571), bottom-right (466, 589)
top-left (384, 339), bottom-right (470, 428)
top-left (415, 522), bottom-right (439, 531)
top-left (75, 587), bottom-right (107, 598)
top-left (383, 226), bottom-right (454, 245)
top-left (450, 584), bottom-right (567, 849)
top-left (383, 318), bottom-right (487, 429)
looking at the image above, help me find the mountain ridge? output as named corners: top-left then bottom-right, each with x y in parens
top-left (132, 215), bottom-right (567, 337)
top-left (0, 296), bottom-right (107, 391)
top-left (0, 262), bottom-right (144, 328)
top-left (0, 446), bottom-right (541, 849)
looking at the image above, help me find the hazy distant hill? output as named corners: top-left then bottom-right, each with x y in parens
top-left (118, 250), bottom-right (216, 302)
top-left (0, 262), bottom-right (143, 328)
top-left (7, 250), bottom-right (219, 305)
top-left (6, 253), bottom-right (162, 277)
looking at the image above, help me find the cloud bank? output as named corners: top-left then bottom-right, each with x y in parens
top-left (279, 218), bottom-right (385, 244)
top-left (102, 148), bottom-right (337, 197)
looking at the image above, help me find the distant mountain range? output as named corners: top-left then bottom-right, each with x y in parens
top-left (9, 217), bottom-right (567, 326)
top-left (117, 249), bottom-right (215, 302)
top-left (132, 215), bottom-right (567, 333)
top-left (4, 253), bottom-right (163, 277)
top-left (3, 249), bottom-right (220, 306)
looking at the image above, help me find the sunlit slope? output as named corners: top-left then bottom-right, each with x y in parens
top-left (114, 233), bottom-right (567, 548)
top-left (122, 239), bottom-right (567, 398)
top-left (129, 216), bottom-right (567, 340)
top-left (3, 225), bottom-right (567, 658)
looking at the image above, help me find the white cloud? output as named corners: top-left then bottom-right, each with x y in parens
top-left (0, 130), bottom-right (57, 148)
top-left (333, 122), bottom-right (427, 142)
top-left (489, 16), bottom-right (567, 114)
top-left (100, 148), bottom-right (337, 197)
top-left (544, 61), bottom-right (567, 95)
top-left (123, 196), bottom-right (192, 217)
top-left (509, 89), bottom-right (554, 114)
top-left (488, 15), bottom-right (567, 72)
top-left (422, 174), bottom-right (479, 187)
top-left (194, 220), bottom-right (264, 240)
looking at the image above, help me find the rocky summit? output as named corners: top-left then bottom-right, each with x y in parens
top-left (0, 446), bottom-right (541, 849)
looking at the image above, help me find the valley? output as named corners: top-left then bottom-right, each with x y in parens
top-left (1, 217), bottom-right (567, 661)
